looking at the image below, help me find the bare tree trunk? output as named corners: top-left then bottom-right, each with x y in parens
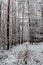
top-left (27, 1), bottom-right (31, 44)
top-left (27, 1), bottom-right (33, 44)
top-left (18, 4), bottom-right (20, 44)
top-left (7, 0), bottom-right (10, 50)
top-left (14, 10), bottom-right (16, 45)
top-left (16, 0), bottom-right (20, 44)
top-left (0, 4), bottom-right (1, 31)
top-left (42, 10), bottom-right (43, 41)
top-left (21, 3), bottom-right (24, 44)
top-left (0, 2), bottom-right (1, 47)
top-left (0, 3), bottom-right (1, 33)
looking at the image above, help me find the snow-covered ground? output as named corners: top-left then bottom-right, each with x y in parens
top-left (0, 42), bottom-right (43, 65)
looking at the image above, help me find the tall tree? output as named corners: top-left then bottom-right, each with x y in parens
top-left (41, 9), bottom-right (43, 41)
top-left (0, 2), bottom-right (1, 32)
top-left (0, 2), bottom-right (1, 45)
top-left (21, 3), bottom-right (24, 44)
top-left (40, 0), bottom-right (43, 42)
top-left (27, 0), bottom-right (31, 44)
top-left (7, 0), bottom-right (10, 49)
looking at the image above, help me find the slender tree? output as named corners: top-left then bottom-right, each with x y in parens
top-left (0, 2), bottom-right (1, 45)
top-left (21, 3), bottom-right (24, 44)
top-left (7, 0), bottom-right (10, 49)
top-left (27, 0), bottom-right (31, 44)
top-left (41, 10), bottom-right (43, 41)
top-left (18, 3), bottom-right (20, 44)
top-left (0, 2), bottom-right (1, 32)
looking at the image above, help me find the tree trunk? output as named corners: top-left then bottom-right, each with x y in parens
top-left (0, 3), bottom-right (1, 46)
top-left (21, 4), bottom-right (24, 44)
top-left (7, 0), bottom-right (10, 50)
top-left (27, 1), bottom-right (31, 44)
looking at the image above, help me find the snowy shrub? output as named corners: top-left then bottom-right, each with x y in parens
top-left (0, 54), bottom-right (8, 60)
top-left (17, 49), bottom-right (30, 65)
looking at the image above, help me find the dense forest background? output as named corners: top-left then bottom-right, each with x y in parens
top-left (0, 0), bottom-right (43, 49)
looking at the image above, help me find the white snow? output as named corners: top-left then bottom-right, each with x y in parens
top-left (0, 42), bottom-right (43, 65)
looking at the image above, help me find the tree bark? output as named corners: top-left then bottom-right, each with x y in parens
top-left (7, 0), bottom-right (10, 50)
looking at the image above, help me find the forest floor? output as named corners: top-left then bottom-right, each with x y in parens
top-left (0, 42), bottom-right (43, 65)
